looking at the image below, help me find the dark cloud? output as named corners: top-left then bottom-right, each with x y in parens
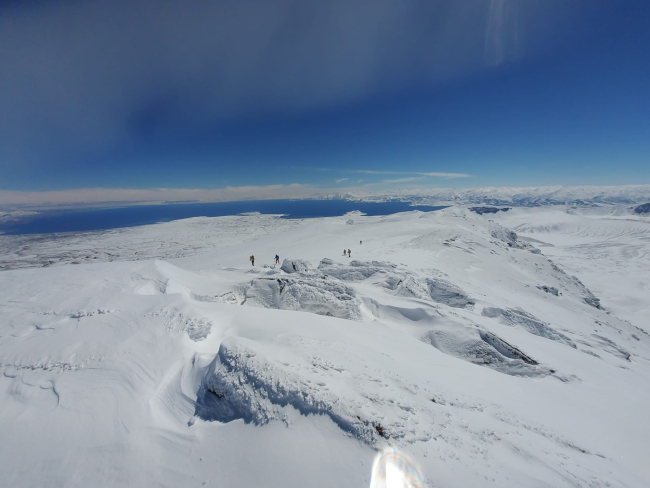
top-left (0, 0), bottom-right (587, 167)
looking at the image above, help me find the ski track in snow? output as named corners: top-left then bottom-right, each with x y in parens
top-left (0, 205), bottom-right (649, 487)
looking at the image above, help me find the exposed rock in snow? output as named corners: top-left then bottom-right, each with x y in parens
top-left (633, 202), bottom-right (650, 214)
top-left (583, 295), bottom-right (603, 309)
top-left (537, 285), bottom-right (560, 296)
top-left (469, 206), bottom-right (511, 214)
top-left (489, 223), bottom-right (531, 250)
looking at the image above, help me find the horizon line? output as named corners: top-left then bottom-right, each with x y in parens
top-left (1, 183), bottom-right (649, 210)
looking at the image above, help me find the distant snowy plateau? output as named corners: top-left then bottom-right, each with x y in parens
top-left (1, 203), bottom-right (649, 487)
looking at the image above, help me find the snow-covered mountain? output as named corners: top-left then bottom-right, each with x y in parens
top-left (0, 206), bottom-right (648, 487)
top-left (330, 184), bottom-right (650, 208)
top-left (0, 210), bottom-right (38, 223)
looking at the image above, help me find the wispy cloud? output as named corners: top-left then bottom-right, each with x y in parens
top-left (383, 176), bottom-right (426, 184)
top-left (295, 167), bottom-right (472, 178)
top-left (356, 170), bottom-right (471, 178)
top-left (0, 0), bottom-right (580, 167)
top-left (353, 170), bottom-right (409, 175)
top-left (421, 172), bottom-right (472, 178)
top-left (336, 178), bottom-right (349, 183)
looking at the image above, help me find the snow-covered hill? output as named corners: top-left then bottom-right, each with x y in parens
top-left (0, 206), bottom-right (648, 487)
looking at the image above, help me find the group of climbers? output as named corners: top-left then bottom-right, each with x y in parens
top-left (249, 254), bottom-right (280, 266)
top-left (251, 243), bottom-right (361, 266)
top-left (342, 241), bottom-right (361, 257)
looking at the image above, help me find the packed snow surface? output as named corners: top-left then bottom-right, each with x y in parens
top-left (0, 206), bottom-right (649, 487)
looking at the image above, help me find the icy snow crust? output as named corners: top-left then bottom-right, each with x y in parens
top-left (1, 206), bottom-right (649, 487)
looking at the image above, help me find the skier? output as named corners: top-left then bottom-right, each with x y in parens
top-left (250, 255), bottom-right (255, 266)
top-left (348, 249), bottom-right (351, 257)
top-left (275, 254), bottom-right (280, 264)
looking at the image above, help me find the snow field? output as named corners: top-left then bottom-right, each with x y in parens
top-left (0, 206), bottom-right (649, 487)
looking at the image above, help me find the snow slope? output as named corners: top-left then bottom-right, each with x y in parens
top-left (1, 207), bottom-right (649, 487)
top-left (491, 205), bottom-right (650, 333)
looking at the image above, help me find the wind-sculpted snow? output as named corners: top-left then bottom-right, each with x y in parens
top-left (280, 258), bottom-right (313, 274)
top-left (197, 337), bottom-right (382, 443)
top-left (423, 278), bottom-right (475, 308)
top-left (241, 275), bottom-right (362, 320)
top-left (419, 322), bottom-right (550, 377)
top-left (1, 206), bottom-right (650, 487)
top-left (393, 276), bottom-right (475, 308)
top-left (319, 258), bottom-right (475, 308)
top-left (590, 334), bottom-right (631, 361)
top-left (196, 334), bottom-right (470, 447)
top-left (145, 308), bottom-right (214, 341)
top-left (482, 307), bottom-right (576, 348)
top-left (318, 258), bottom-right (399, 282)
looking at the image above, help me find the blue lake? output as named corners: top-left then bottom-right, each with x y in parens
top-left (1, 200), bottom-right (447, 236)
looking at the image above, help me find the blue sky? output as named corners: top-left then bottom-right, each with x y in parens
top-left (0, 0), bottom-right (648, 203)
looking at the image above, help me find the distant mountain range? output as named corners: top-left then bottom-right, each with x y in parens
top-left (326, 184), bottom-right (650, 208)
